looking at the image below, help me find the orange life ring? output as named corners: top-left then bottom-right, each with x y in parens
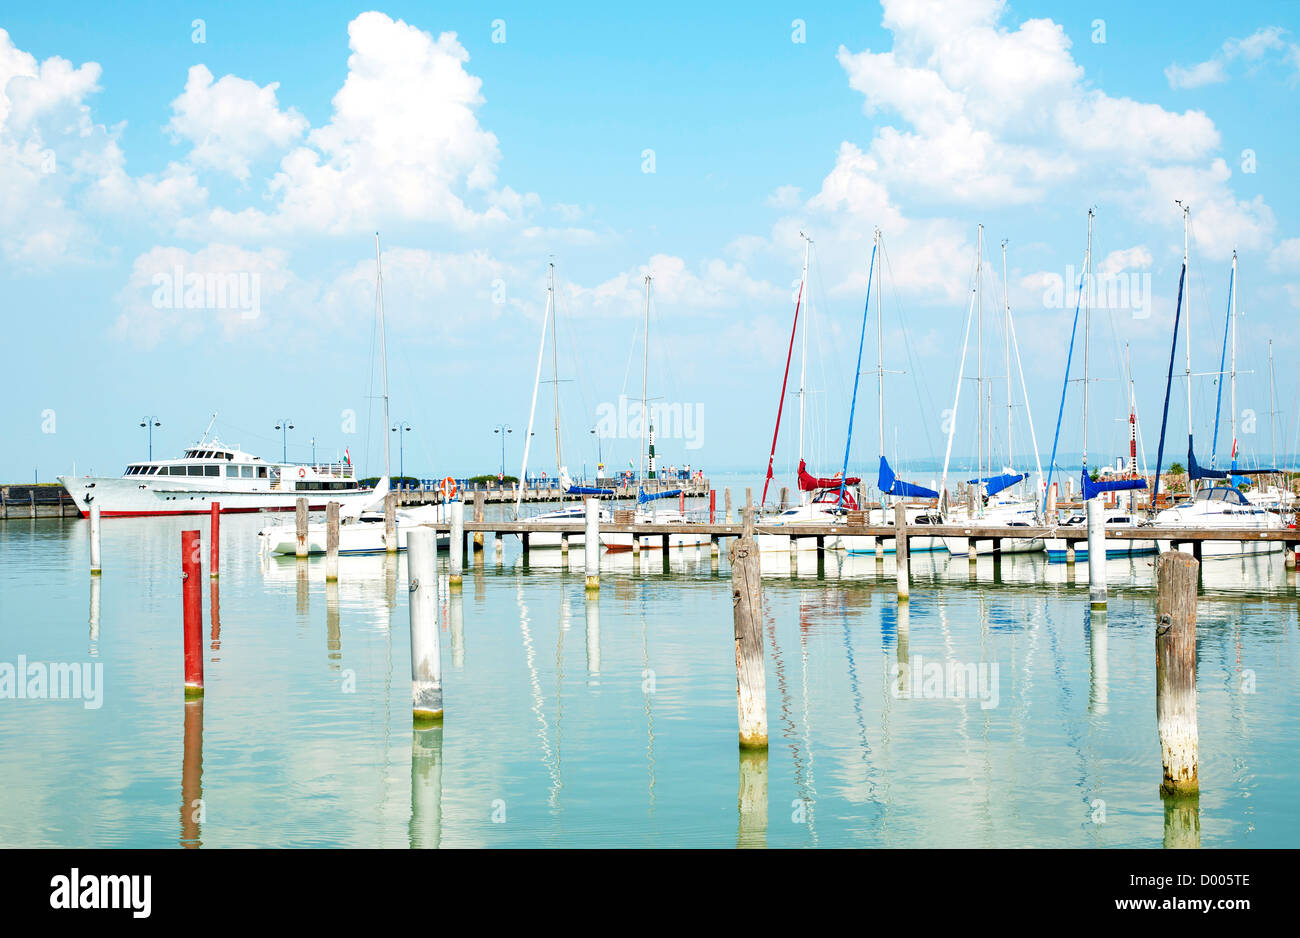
top-left (298, 467), bottom-right (306, 478)
top-left (440, 476), bottom-right (458, 499)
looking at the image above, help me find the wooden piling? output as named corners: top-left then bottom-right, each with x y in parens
top-left (779, 486), bottom-right (789, 511)
top-left (89, 502), bottom-right (102, 576)
top-left (1086, 499), bottom-right (1107, 605)
top-left (473, 491), bottom-right (485, 552)
top-left (384, 493), bottom-right (398, 554)
top-left (730, 507), bottom-right (768, 749)
top-left (584, 497), bottom-right (600, 591)
top-left (1156, 550), bottom-right (1199, 795)
top-left (894, 502), bottom-right (910, 601)
top-left (407, 526), bottom-right (443, 722)
top-left (449, 499), bottom-right (464, 588)
top-left (745, 487), bottom-right (753, 511)
top-left (724, 487), bottom-right (733, 523)
top-left (709, 489), bottom-right (716, 523)
top-left (325, 501), bottom-right (340, 582)
top-left (295, 497), bottom-right (309, 559)
top-left (208, 502), bottom-right (220, 578)
top-left (182, 530), bottom-right (203, 698)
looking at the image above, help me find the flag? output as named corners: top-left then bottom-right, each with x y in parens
top-left (344, 448), bottom-right (351, 466)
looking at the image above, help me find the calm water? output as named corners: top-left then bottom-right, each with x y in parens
top-left (1, 505), bottom-right (1298, 848)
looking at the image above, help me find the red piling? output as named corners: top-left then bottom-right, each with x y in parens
top-left (710, 489), bottom-right (716, 523)
top-left (182, 530), bottom-right (203, 698)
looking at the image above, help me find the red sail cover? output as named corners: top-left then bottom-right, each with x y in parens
top-left (797, 459), bottom-right (860, 492)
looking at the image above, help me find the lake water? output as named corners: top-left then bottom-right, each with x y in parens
top-left (1, 502), bottom-right (1297, 848)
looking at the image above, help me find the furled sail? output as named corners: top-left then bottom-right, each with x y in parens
top-left (1081, 468), bottom-right (1146, 501)
top-left (878, 456), bottom-right (938, 499)
top-left (968, 473), bottom-right (1026, 497)
top-left (798, 459), bottom-right (860, 492)
top-left (637, 487), bottom-right (683, 504)
top-left (560, 467), bottom-right (613, 496)
top-left (1187, 439), bottom-right (1229, 481)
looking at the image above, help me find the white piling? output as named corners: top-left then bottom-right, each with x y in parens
top-left (89, 502), bottom-right (102, 575)
top-left (325, 501), bottom-right (339, 583)
top-left (407, 526), bottom-right (443, 722)
top-left (1086, 498), bottom-right (1106, 606)
top-left (584, 497), bottom-right (600, 591)
top-left (449, 499), bottom-right (463, 588)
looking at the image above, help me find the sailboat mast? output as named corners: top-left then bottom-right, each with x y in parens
top-left (798, 235), bottom-right (810, 502)
top-left (1269, 339), bottom-right (1277, 471)
top-left (976, 224), bottom-right (983, 503)
top-left (374, 233), bottom-right (391, 480)
top-left (1230, 250), bottom-right (1238, 471)
top-left (516, 271), bottom-right (553, 516)
top-left (1181, 204), bottom-right (1192, 440)
top-left (549, 263), bottom-right (562, 473)
top-left (640, 275), bottom-right (651, 483)
top-left (875, 229), bottom-right (885, 490)
top-left (1002, 240), bottom-right (1012, 469)
top-left (1083, 210), bottom-right (1093, 470)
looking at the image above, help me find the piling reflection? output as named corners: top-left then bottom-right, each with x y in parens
top-left (1162, 793), bottom-right (1201, 849)
top-left (1087, 608), bottom-right (1108, 715)
top-left (409, 724), bottom-right (444, 849)
top-left (585, 596), bottom-right (600, 685)
top-left (895, 599), bottom-right (910, 697)
top-left (737, 749), bottom-right (769, 848)
top-left (295, 560), bottom-right (309, 615)
top-left (209, 579), bottom-right (222, 655)
top-left (325, 580), bottom-right (341, 669)
top-left (88, 575), bottom-right (101, 654)
top-left (449, 589), bottom-right (465, 669)
top-left (180, 698), bottom-right (204, 848)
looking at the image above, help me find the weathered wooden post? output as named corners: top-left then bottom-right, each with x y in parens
top-left (779, 486), bottom-right (789, 511)
top-left (1156, 550), bottom-right (1199, 795)
top-left (724, 487), bottom-right (733, 523)
top-left (745, 487), bottom-right (753, 511)
top-left (182, 530), bottom-right (203, 698)
top-left (295, 497), bottom-right (309, 559)
top-left (407, 526), bottom-right (443, 723)
top-left (208, 501), bottom-right (220, 578)
top-left (560, 532), bottom-right (569, 556)
top-left (384, 492), bottom-right (398, 554)
top-left (730, 507), bottom-right (767, 749)
top-left (89, 501), bottom-right (102, 575)
top-left (449, 499), bottom-right (464, 588)
top-left (584, 497), bottom-right (600, 592)
top-left (1086, 498), bottom-right (1106, 606)
top-left (325, 501), bottom-right (340, 583)
top-left (473, 491), bottom-right (485, 553)
top-left (894, 502), bottom-right (910, 601)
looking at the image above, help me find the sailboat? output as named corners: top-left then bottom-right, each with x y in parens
top-left (602, 274), bottom-right (711, 552)
top-left (939, 226), bottom-right (1046, 556)
top-left (848, 228), bottom-right (944, 555)
top-left (259, 234), bottom-right (448, 555)
top-left (1042, 210), bottom-right (1154, 562)
top-left (1150, 208), bottom-right (1282, 556)
top-left (754, 233), bottom-right (863, 553)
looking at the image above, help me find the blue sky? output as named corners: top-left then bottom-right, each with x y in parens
top-left (3, 0), bottom-right (1299, 484)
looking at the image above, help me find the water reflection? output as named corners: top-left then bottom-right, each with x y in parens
top-left (737, 749), bottom-right (768, 849)
top-left (325, 581), bottom-right (341, 669)
top-left (180, 699), bottom-right (204, 848)
top-left (585, 596), bottom-right (600, 685)
top-left (1087, 608), bottom-right (1108, 715)
top-left (88, 575), bottom-right (100, 654)
top-left (1162, 793), bottom-right (1201, 849)
top-left (209, 580), bottom-right (222, 655)
top-left (409, 725), bottom-right (444, 849)
top-left (449, 589), bottom-right (465, 669)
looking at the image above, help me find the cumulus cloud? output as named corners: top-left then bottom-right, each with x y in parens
top-left (166, 65), bottom-right (308, 180)
top-left (1166, 26), bottom-right (1299, 89)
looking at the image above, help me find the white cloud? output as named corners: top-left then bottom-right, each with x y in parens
top-left (166, 65), bottom-right (308, 180)
top-left (1165, 60), bottom-right (1228, 90)
top-left (1166, 26), bottom-right (1299, 90)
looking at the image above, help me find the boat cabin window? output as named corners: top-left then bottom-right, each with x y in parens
top-left (258, 467), bottom-right (268, 479)
top-left (205, 465), bottom-right (218, 477)
top-left (242, 466), bottom-right (255, 479)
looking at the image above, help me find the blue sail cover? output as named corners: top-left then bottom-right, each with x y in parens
top-left (1081, 468), bottom-right (1146, 501)
top-left (637, 487), bottom-right (683, 504)
top-left (968, 473), bottom-right (1026, 497)
top-left (1188, 437), bottom-right (1229, 481)
top-left (878, 456), bottom-right (938, 499)
top-left (566, 484), bottom-right (614, 495)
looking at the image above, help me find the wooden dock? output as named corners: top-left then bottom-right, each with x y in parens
top-left (0, 485), bottom-right (80, 519)
top-left (397, 476), bottom-right (710, 507)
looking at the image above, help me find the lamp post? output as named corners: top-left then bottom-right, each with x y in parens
top-left (590, 427), bottom-right (604, 477)
top-left (492, 424), bottom-right (512, 479)
top-left (139, 416), bottom-right (161, 460)
top-left (274, 419), bottom-right (294, 463)
top-left (310, 436), bottom-right (317, 466)
top-left (392, 422), bottom-right (411, 486)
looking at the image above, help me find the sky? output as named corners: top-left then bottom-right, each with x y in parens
top-left (3, 0), bottom-right (1299, 485)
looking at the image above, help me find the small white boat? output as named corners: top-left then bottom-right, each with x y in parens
top-left (601, 505), bottom-right (713, 552)
top-left (941, 498), bottom-right (1045, 556)
top-left (513, 502), bottom-right (610, 548)
top-left (257, 478), bottom-right (450, 555)
top-left (1044, 510), bottom-right (1157, 562)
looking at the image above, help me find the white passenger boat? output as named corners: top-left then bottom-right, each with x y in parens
top-left (59, 433), bottom-right (368, 518)
top-left (256, 478), bottom-right (450, 555)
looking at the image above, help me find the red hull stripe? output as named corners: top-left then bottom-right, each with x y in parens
top-left (79, 505), bottom-right (330, 519)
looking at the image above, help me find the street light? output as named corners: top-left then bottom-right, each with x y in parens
top-left (139, 416), bottom-right (161, 460)
top-left (391, 422), bottom-right (412, 486)
top-left (274, 419), bottom-right (294, 463)
top-left (590, 427), bottom-right (604, 475)
top-left (492, 424), bottom-right (512, 479)
top-left (310, 436), bottom-right (317, 466)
